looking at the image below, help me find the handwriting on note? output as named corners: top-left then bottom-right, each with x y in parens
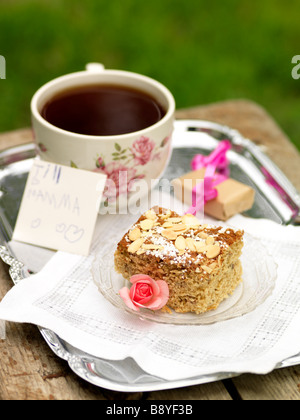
top-left (13, 159), bottom-right (107, 256)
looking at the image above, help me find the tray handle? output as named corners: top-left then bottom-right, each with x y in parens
top-left (0, 246), bottom-right (24, 284)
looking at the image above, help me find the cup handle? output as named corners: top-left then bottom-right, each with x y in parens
top-left (85, 63), bottom-right (105, 72)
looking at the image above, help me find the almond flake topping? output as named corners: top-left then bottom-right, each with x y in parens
top-left (128, 227), bottom-right (141, 241)
top-left (167, 223), bottom-right (187, 231)
top-left (206, 236), bottom-right (215, 245)
top-left (167, 217), bottom-right (183, 223)
top-left (201, 265), bottom-right (213, 274)
top-left (160, 209), bottom-right (172, 219)
top-left (128, 238), bottom-right (144, 253)
top-left (124, 208), bottom-right (239, 266)
top-left (186, 238), bottom-right (197, 252)
top-left (142, 244), bottom-right (164, 250)
top-left (198, 232), bottom-right (208, 239)
top-left (140, 219), bottom-right (155, 231)
top-left (162, 221), bottom-right (174, 228)
top-left (161, 230), bottom-right (178, 240)
top-left (175, 236), bottom-right (186, 251)
top-left (136, 249), bottom-right (145, 255)
top-left (145, 209), bottom-right (157, 220)
top-left (182, 214), bottom-right (201, 228)
top-left (194, 242), bottom-right (208, 253)
top-left (206, 244), bottom-right (221, 259)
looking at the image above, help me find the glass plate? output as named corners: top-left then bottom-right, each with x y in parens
top-left (91, 233), bottom-right (277, 325)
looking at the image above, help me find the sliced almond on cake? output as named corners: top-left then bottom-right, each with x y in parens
top-left (201, 264), bottom-right (213, 274)
top-left (128, 227), bottom-right (141, 241)
top-left (197, 231), bottom-right (208, 239)
top-left (162, 230), bottom-right (178, 240)
top-left (194, 241), bottom-right (208, 253)
top-left (162, 221), bottom-right (174, 228)
top-left (128, 238), bottom-right (144, 253)
top-left (206, 244), bottom-right (221, 259)
top-left (175, 236), bottom-right (186, 251)
top-left (140, 219), bottom-right (155, 231)
top-left (167, 217), bottom-right (182, 223)
top-left (168, 223), bottom-right (187, 232)
top-left (206, 236), bottom-right (215, 245)
top-left (186, 238), bottom-right (197, 252)
top-left (160, 209), bottom-right (172, 219)
top-left (145, 209), bottom-right (157, 220)
top-left (142, 244), bottom-right (164, 250)
top-left (182, 214), bottom-right (201, 228)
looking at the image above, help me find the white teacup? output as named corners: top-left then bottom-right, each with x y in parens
top-left (31, 63), bottom-right (175, 209)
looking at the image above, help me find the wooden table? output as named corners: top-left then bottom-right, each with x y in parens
top-left (1, 99), bottom-right (300, 400)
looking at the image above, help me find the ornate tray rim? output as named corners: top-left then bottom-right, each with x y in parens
top-left (0, 119), bottom-right (300, 392)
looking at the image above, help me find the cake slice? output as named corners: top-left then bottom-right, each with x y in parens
top-left (114, 206), bottom-right (244, 314)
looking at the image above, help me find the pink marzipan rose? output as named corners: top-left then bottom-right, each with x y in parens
top-left (119, 274), bottom-right (169, 312)
top-left (131, 136), bottom-right (155, 166)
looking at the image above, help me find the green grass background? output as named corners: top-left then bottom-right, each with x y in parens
top-left (1, 0), bottom-right (300, 151)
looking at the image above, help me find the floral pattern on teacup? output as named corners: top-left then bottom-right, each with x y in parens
top-left (92, 134), bottom-right (171, 200)
top-left (65, 134), bottom-right (171, 202)
top-left (131, 136), bottom-right (155, 165)
top-left (37, 142), bottom-right (48, 153)
top-left (94, 161), bottom-right (145, 200)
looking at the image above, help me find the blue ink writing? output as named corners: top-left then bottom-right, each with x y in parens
top-left (55, 223), bottom-right (85, 243)
top-left (27, 189), bottom-right (80, 216)
top-left (30, 218), bottom-right (41, 229)
top-left (31, 162), bottom-right (62, 185)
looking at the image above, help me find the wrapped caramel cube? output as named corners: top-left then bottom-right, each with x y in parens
top-left (172, 168), bottom-right (255, 221)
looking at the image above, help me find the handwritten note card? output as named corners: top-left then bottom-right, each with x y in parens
top-left (13, 159), bottom-right (107, 256)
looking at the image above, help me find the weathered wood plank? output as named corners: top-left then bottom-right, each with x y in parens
top-left (231, 367), bottom-right (300, 400)
top-left (0, 128), bottom-right (33, 151)
top-left (146, 381), bottom-right (232, 400)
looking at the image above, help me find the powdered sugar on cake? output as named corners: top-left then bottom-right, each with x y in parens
top-left (122, 207), bottom-right (243, 268)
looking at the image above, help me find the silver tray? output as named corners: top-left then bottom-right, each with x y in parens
top-left (1, 119), bottom-right (300, 392)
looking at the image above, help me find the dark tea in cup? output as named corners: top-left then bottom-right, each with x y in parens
top-left (41, 84), bottom-right (166, 136)
top-left (31, 64), bottom-right (175, 207)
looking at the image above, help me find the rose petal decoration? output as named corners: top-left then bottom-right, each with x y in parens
top-left (131, 136), bottom-right (155, 166)
top-left (119, 274), bottom-right (169, 312)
